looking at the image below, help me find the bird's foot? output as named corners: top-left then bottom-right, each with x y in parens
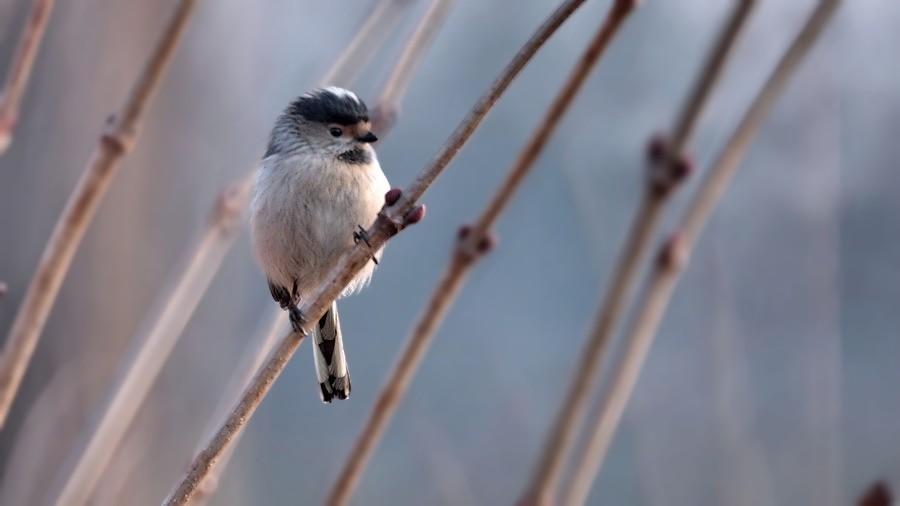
top-left (289, 305), bottom-right (308, 333)
top-left (353, 224), bottom-right (379, 265)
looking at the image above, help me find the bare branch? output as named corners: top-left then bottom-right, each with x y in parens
top-left (520, 2), bottom-right (758, 504)
top-left (372, 0), bottom-right (457, 133)
top-left (46, 3), bottom-right (414, 503)
top-left (188, 306), bottom-right (286, 506)
top-left (325, 2), bottom-right (636, 505)
top-left (162, 0), bottom-right (592, 503)
top-left (0, 0), bottom-right (197, 429)
top-left (0, 0), bottom-right (56, 155)
top-left (562, 2), bottom-right (841, 504)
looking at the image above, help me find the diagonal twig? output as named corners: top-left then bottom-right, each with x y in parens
top-left (562, 2), bottom-right (841, 504)
top-left (371, 0), bottom-right (457, 134)
top-left (324, 2), bottom-right (637, 505)
top-left (46, 3), bottom-right (415, 504)
top-left (0, 0), bottom-right (56, 155)
top-left (0, 0), bottom-right (197, 430)
top-left (187, 306), bottom-right (286, 506)
top-left (320, 0), bottom-right (415, 87)
top-left (519, 2), bottom-right (758, 504)
top-left (162, 0), bottom-right (592, 503)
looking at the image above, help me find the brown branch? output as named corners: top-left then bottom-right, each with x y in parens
top-left (0, 0), bottom-right (56, 155)
top-left (46, 3), bottom-right (416, 503)
top-left (325, 2), bottom-right (636, 505)
top-left (0, 0), bottom-right (197, 429)
top-left (520, 2), bottom-right (758, 505)
top-left (372, 0), bottom-right (457, 133)
top-left (161, 0), bottom-right (592, 503)
top-left (188, 306), bottom-right (286, 506)
top-left (562, 2), bottom-right (841, 504)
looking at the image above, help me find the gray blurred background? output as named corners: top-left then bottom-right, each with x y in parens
top-left (0, 0), bottom-right (895, 504)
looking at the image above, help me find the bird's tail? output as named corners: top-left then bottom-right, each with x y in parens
top-left (311, 301), bottom-right (351, 402)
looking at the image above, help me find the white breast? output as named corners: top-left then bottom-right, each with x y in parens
top-left (250, 151), bottom-right (390, 300)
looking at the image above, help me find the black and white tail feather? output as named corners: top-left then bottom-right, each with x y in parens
top-left (313, 302), bottom-right (351, 402)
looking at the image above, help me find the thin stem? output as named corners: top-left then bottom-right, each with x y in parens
top-left (188, 306), bottom-right (287, 505)
top-left (563, 2), bottom-right (841, 504)
top-left (325, 2), bottom-right (636, 504)
top-left (373, 0), bottom-right (457, 133)
top-left (0, 0), bottom-right (197, 430)
top-left (162, 0), bottom-right (590, 503)
top-left (46, 2), bottom-right (413, 503)
top-left (520, 2), bottom-right (758, 504)
top-left (0, 0), bottom-right (56, 155)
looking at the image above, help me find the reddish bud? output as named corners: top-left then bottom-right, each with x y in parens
top-left (477, 233), bottom-right (498, 253)
top-left (404, 204), bottom-right (426, 225)
top-left (385, 188), bottom-right (402, 206)
top-left (646, 133), bottom-right (668, 163)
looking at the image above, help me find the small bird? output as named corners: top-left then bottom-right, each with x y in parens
top-left (250, 87), bottom-right (389, 402)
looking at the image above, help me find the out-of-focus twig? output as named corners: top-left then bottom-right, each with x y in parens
top-left (0, 281), bottom-right (7, 300)
top-left (321, 0), bottom-right (414, 87)
top-left (325, 2), bottom-right (636, 505)
top-left (520, 2), bottom-right (758, 505)
top-left (162, 0), bottom-right (591, 503)
top-left (0, 0), bottom-right (197, 430)
top-left (0, 0), bottom-right (56, 155)
top-left (47, 4), bottom-right (413, 505)
top-left (562, 2), bottom-right (841, 504)
top-left (188, 306), bottom-right (285, 506)
top-left (371, 0), bottom-right (457, 133)
top-left (859, 481), bottom-right (894, 506)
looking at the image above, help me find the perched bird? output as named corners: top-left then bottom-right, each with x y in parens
top-left (250, 87), bottom-right (389, 402)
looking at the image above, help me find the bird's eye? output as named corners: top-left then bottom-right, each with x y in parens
top-left (329, 127), bottom-right (343, 137)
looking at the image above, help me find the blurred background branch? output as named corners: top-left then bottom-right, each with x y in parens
top-left (520, 2), bottom-right (757, 504)
top-left (0, 0), bottom-right (197, 429)
top-left (0, 0), bottom-right (55, 155)
top-left (563, 2), bottom-right (841, 504)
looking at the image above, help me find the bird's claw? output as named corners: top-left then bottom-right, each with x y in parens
top-left (353, 225), bottom-right (379, 265)
top-left (289, 306), bottom-right (308, 333)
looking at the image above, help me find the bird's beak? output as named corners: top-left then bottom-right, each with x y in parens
top-left (357, 131), bottom-right (378, 143)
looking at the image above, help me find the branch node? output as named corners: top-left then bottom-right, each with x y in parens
top-left (658, 233), bottom-right (688, 273)
top-left (210, 181), bottom-right (250, 232)
top-left (100, 121), bottom-right (137, 154)
top-left (379, 188), bottom-right (423, 236)
top-left (455, 224), bottom-right (497, 263)
top-left (645, 134), bottom-right (692, 198)
top-left (859, 481), bottom-right (893, 506)
top-left (371, 103), bottom-right (399, 134)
